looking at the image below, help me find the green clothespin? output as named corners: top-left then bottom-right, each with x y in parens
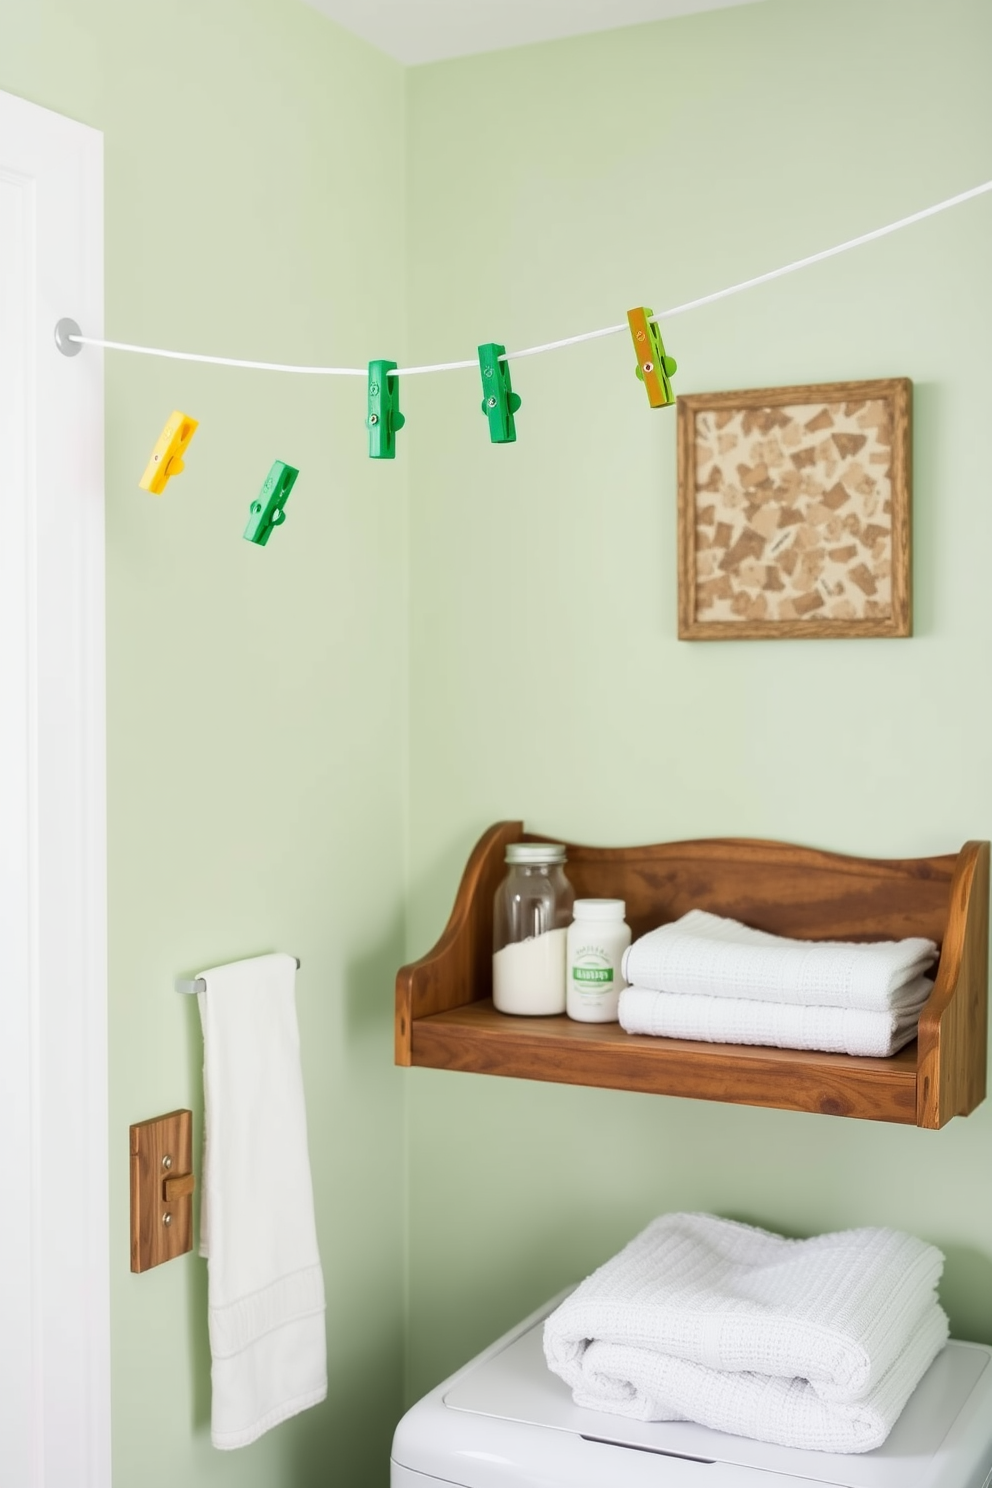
top-left (478, 343), bottom-right (522, 444)
top-left (367, 360), bottom-right (405, 459)
top-left (243, 460), bottom-right (299, 545)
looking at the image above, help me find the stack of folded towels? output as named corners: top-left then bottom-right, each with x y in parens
top-left (618, 909), bottom-right (938, 1057)
top-left (543, 1212), bottom-right (949, 1454)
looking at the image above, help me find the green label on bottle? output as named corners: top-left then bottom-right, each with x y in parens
top-left (572, 967), bottom-right (614, 983)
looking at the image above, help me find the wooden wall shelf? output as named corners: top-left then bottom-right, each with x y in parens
top-left (396, 824), bottom-right (989, 1128)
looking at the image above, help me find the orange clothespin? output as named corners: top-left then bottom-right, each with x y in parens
top-left (138, 411), bottom-right (199, 494)
top-left (627, 307), bottom-right (677, 408)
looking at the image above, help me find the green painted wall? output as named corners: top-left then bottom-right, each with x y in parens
top-left (3, 0), bottom-right (992, 1479)
top-left (404, 0), bottom-right (992, 1401)
top-left (2, 1), bottom-right (408, 1484)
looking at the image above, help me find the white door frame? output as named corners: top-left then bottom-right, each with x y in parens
top-left (0, 89), bottom-right (109, 1488)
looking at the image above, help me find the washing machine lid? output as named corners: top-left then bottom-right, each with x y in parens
top-left (443, 1317), bottom-right (992, 1488)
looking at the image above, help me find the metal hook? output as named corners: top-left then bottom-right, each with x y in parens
top-left (54, 317), bottom-right (83, 356)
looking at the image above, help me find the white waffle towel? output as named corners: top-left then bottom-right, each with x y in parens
top-left (198, 953), bottom-right (327, 1449)
top-left (544, 1213), bottom-right (948, 1453)
top-left (618, 979), bottom-right (932, 1057)
top-left (621, 909), bottom-right (937, 1011)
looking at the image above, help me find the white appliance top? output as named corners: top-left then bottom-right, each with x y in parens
top-left (393, 1296), bottom-right (992, 1488)
top-left (444, 1315), bottom-right (989, 1487)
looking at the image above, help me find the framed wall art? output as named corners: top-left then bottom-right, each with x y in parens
top-left (676, 378), bottom-right (912, 640)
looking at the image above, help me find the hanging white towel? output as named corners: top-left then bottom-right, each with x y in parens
top-left (618, 979), bottom-right (932, 1057)
top-left (544, 1213), bottom-right (948, 1453)
top-left (197, 952), bottom-right (327, 1450)
top-left (621, 909), bottom-right (937, 1012)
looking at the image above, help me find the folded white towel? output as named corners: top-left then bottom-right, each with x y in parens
top-left (618, 979), bottom-right (931, 1057)
top-left (621, 909), bottom-right (937, 1012)
top-left (543, 1213), bottom-right (948, 1453)
top-left (198, 953), bottom-right (327, 1450)
top-left (571, 1303), bottom-right (947, 1453)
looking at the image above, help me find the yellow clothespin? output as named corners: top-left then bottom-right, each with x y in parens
top-left (139, 411), bottom-right (199, 494)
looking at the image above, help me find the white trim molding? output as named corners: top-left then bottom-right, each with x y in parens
top-left (0, 89), bottom-right (109, 1488)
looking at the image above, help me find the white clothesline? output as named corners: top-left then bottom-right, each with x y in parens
top-left (68, 178), bottom-right (992, 378)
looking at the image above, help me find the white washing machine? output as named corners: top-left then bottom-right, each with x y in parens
top-left (392, 1294), bottom-right (992, 1488)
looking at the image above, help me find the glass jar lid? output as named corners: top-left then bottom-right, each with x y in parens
top-left (505, 842), bottom-right (567, 865)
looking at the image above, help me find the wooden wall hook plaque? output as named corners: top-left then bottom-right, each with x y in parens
top-left (129, 1109), bottom-right (195, 1273)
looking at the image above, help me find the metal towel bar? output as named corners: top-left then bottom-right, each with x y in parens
top-left (175, 957), bottom-right (301, 994)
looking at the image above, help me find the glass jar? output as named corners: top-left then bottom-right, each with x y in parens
top-left (492, 843), bottom-right (574, 1015)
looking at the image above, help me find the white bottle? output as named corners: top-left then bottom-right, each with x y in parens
top-left (567, 899), bottom-right (631, 1023)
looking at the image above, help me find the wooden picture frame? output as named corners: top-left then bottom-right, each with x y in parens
top-left (677, 378), bottom-right (912, 640)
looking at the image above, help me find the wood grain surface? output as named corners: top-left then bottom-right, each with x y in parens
top-left (396, 825), bottom-right (989, 1128)
top-left (395, 821), bottom-right (522, 1065)
top-left (129, 1109), bottom-right (194, 1272)
top-left (411, 1001), bottom-right (919, 1123)
top-left (916, 840), bottom-right (989, 1126)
